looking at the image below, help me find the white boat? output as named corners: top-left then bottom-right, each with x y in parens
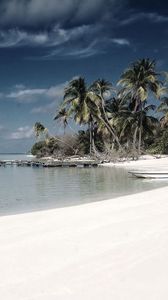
top-left (128, 171), bottom-right (168, 179)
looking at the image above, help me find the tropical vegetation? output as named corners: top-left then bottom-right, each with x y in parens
top-left (31, 58), bottom-right (168, 159)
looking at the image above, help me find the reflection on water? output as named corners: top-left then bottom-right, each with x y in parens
top-left (0, 162), bottom-right (167, 216)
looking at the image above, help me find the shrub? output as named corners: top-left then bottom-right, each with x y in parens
top-left (31, 138), bottom-right (59, 157)
top-left (148, 129), bottom-right (168, 154)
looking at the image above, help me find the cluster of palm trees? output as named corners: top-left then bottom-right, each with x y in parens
top-left (54, 58), bottom-right (168, 156)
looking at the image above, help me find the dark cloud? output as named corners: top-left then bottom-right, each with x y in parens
top-left (0, 0), bottom-right (74, 29)
top-left (0, 0), bottom-right (166, 60)
top-left (128, 0), bottom-right (168, 14)
top-left (120, 12), bottom-right (168, 26)
top-left (0, 0), bottom-right (126, 29)
top-left (0, 2), bottom-right (131, 59)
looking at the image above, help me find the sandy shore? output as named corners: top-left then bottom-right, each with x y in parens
top-left (103, 154), bottom-right (168, 170)
top-left (0, 156), bottom-right (168, 299)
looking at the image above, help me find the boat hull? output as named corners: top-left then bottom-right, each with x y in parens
top-left (129, 171), bottom-right (168, 179)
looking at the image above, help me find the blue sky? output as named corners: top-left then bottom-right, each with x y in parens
top-left (0, 0), bottom-right (167, 152)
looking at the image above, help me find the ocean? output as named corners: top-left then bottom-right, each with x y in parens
top-left (0, 154), bottom-right (167, 216)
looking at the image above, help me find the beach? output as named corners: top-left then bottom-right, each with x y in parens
top-left (0, 156), bottom-right (168, 299)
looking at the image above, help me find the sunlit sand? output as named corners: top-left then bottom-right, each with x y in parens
top-left (0, 156), bottom-right (168, 299)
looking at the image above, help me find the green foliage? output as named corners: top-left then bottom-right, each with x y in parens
top-left (46, 137), bottom-right (60, 153)
top-left (31, 131), bottom-right (105, 158)
top-left (77, 130), bottom-right (105, 154)
top-left (148, 129), bottom-right (168, 154)
top-left (31, 138), bottom-right (59, 157)
top-left (34, 122), bottom-right (46, 137)
top-left (57, 135), bottom-right (78, 156)
top-left (31, 141), bottom-right (48, 157)
top-left (77, 130), bottom-right (90, 154)
top-left (31, 58), bottom-right (168, 159)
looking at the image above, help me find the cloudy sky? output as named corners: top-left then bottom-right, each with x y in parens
top-left (0, 0), bottom-right (167, 152)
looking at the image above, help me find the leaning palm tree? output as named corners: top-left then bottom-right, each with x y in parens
top-left (90, 79), bottom-right (122, 149)
top-left (118, 58), bottom-right (160, 154)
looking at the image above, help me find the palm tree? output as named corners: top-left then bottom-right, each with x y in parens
top-left (157, 97), bottom-right (168, 127)
top-left (33, 122), bottom-right (48, 140)
top-left (61, 77), bottom-right (99, 154)
top-left (119, 104), bottom-right (158, 153)
top-left (54, 108), bottom-right (69, 134)
top-left (118, 58), bottom-right (160, 154)
top-left (90, 79), bottom-right (122, 149)
top-left (141, 106), bottom-right (159, 144)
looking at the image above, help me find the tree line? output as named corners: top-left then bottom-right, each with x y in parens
top-left (32, 58), bottom-right (168, 159)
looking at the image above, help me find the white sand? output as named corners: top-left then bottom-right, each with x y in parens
top-left (103, 154), bottom-right (168, 171)
top-left (1, 156), bottom-right (168, 299)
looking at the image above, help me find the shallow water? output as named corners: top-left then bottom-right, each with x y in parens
top-left (0, 155), bottom-right (167, 216)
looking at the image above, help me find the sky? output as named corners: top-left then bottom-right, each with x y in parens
top-left (0, 0), bottom-right (167, 153)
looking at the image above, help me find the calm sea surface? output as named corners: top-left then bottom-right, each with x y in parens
top-left (0, 154), bottom-right (167, 216)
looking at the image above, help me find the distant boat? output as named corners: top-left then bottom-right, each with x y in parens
top-left (128, 171), bottom-right (168, 179)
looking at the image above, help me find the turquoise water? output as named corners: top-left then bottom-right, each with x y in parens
top-left (0, 154), bottom-right (167, 216)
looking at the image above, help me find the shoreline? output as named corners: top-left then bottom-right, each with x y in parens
top-left (102, 154), bottom-right (168, 170)
top-left (1, 156), bottom-right (168, 299)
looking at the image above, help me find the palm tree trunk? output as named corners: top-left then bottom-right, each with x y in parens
top-left (99, 94), bottom-right (122, 149)
top-left (99, 115), bottom-right (122, 149)
top-left (92, 122), bottom-right (96, 153)
top-left (138, 128), bottom-right (142, 156)
top-left (133, 126), bottom-right (138, 152)
top-left (138, 107), bottom-right (143, 156)
top-left (89, 121), bottom-right (92, 155)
